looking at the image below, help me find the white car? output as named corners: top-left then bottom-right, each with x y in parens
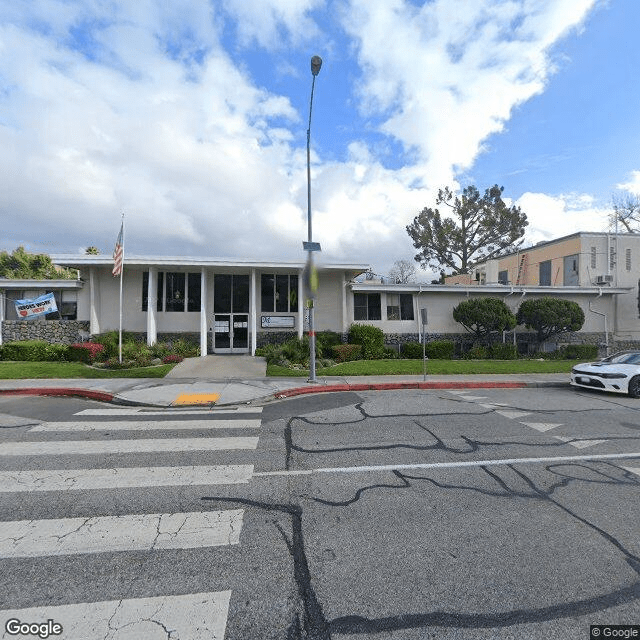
top-left (571, 351), bottom-right (640, 397)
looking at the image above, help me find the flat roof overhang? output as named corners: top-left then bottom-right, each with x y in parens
top-left (0, 279), bottom-right (83, 289)
top-left (349, 283), bottom-right (632, 295)
top-left (52, 255), bottom-right (369, 275)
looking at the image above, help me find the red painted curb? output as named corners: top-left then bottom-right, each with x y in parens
top-left (275, 381), bottom-right (529, 398)
top-left (0, 388), bottom-right (115, 402)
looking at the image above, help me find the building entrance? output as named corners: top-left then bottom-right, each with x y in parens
top-left (212, 274), bottom-right (250, 353)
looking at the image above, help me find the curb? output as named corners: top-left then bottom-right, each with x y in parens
top-left (0, 388), bottom-right (116, 403)
top-left (0, 387), bottom-right (221, 409)
top-left (0, 379), bottom-right (570, 407)
top-left (274, 380), bottom-right (568, 399)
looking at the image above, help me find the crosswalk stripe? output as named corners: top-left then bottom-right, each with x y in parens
top-left (75, 408), bottom-right (263, 415)
top-left (622, 466), bottom-right (640, 476)
top-left (0, 465), bottom-right (254, 493)
top-left (31, 419), bottom-right (261, 432)
top-left (0, 510), bottom-right (244, 558)
top-left (520, 422), bottom-right (563, 432)
top-left (0, 437), bottom-right (259, 456)
top-left (553, 435), bottom-right (606, 449)
top-left (496, 410), bottom-right (532, 419)
top-left (0, 590), bottom-right (231, 640)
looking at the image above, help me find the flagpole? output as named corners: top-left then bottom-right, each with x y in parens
top-left (118, 212), bottom-right (125, 364)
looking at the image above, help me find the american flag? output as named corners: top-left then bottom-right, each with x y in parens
top-left (112, 223), bottom-right (124, 276)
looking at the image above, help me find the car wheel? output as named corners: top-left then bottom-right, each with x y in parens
top-left (629, 376), bottom-right (640, 398)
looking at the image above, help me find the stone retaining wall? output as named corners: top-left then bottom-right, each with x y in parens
top-left (1, 320), bottom-right (90, 345)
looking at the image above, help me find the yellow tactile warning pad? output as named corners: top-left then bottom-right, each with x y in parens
top-left (172, 393), bottom-right (220, 405)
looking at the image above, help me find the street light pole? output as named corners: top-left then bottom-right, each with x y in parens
top-left (306, 55), bottom-right (322, 383)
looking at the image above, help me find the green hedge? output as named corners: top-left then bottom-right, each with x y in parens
top-left (463, 345), bottom-right (488, 359)
top-left (401, 340), bottom-right (455, 359)
top-left (331, 344), bottom-right (362, 363)
top-left (400, 342), bottom-right (422, 359)
top-left (0, 340), bottom-right (70, 362)
top-left (488, 343), bottom-right (518, 360)
top-left (560, 344), bottom-right (599, 360)
top-left (348, 324), bottom-right (385, 359)
top-left (316, 331), bottom-right (342, 355)
top-left (426, 340), bottom-right (455, 359)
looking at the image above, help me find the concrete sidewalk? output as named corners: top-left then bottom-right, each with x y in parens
top-left (0, 373), bottom-right (570, 407)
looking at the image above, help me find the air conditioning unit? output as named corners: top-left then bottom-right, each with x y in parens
top-left (595, 274), bottom-right (614, 285)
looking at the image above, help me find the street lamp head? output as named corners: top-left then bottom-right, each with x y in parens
top-left (311, 55), bottom-right (322, 76)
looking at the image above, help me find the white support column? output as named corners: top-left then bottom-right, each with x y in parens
top-left (298, 269), bottom-right (304, 340)
top-left (0, 289), bottom-right (4, 346)
top-left (342, 271), bottom-right (348, 334)
top-left (89, 268), bottom-right (99, 336)
top-left (200, 268), bottom-right (207, 357)
top-left (146, 268), bottom-right (157, 346)
top-left (250, 269), bottom-right (257, 355)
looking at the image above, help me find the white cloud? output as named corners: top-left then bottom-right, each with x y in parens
top-left (617, 170), bottom-right (640, 196)
top-left (221, 0), bottom-right (323, 49)
top-left (0, 0), bottom-right (609, 279)
top-left (516, 191), bottom-right (610, 246)
top-left (342, 0), bottom-right (597, 186)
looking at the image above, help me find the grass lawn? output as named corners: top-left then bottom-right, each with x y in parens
top-left (267, 359), bottom-right (575, 377)
top-left (0, 361), bottom-right (176, 379)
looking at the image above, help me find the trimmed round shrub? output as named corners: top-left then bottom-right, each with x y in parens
top-left (348, 324), bottom-right (385, 359)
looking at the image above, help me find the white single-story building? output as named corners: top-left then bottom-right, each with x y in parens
top-left (0, 253), bottom-right (634, 354)
top-left (48, 255), bottom-right (369, 355)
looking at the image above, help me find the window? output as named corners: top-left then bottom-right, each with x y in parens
top-left (354, 293), bottom-right (381, 320)
top-left (142, 271), bottom-right (199, 312)
top-left (4, 290), bottom-right (23, 320)
top-left (610, 246), bottom-right (616, 270)
top-left (498, 270), bottom-right (508, 285)
top-left (626, 248), bottom-right (632, 272)
top-left (563, 254), bottom-right (579, 286)
top-left (233, 275), bottom-right (250, 313)
top-left (261, 275), bottom-right (274, 312)
top-left (59, 291), bottom-right (77, 320)
top-left (386, 293), bottom-right (414, 320)
top-left (261, 274), bottom-right (298, 312)
top-left (539, 260), bottom-right (551, 286)
top-left (590, 246), bottom-right (597, 270)
top-left (188, 273), bottom-right (201, 312)
top-left (165, 273), bottom-right (185, 312)
top-left (276, 275), bottom-right (289, 312)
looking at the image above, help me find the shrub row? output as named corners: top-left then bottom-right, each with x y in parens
top-left (400, 340), bottom-right (456, 360)
top-left (0, 340), bottom-right (70, 362)
top-left (532, 344), bottom-right (599, 361)
top-left (0, 331), bottom-right (199, 369)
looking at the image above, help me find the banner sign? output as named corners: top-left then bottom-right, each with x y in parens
top-left (14, 293), bottom-right (58, 319)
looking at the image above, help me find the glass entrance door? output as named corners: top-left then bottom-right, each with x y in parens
top-left (213, 275), bottom-right (250, 353)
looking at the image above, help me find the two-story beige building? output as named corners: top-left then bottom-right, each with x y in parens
top-left (443, 232), bottom-right (640, 342)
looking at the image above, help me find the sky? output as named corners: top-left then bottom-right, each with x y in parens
top-left (1, 0), bottom-right (639, 281)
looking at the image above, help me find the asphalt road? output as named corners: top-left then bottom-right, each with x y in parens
top-left (0, 388), bottom-right (638, 640)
